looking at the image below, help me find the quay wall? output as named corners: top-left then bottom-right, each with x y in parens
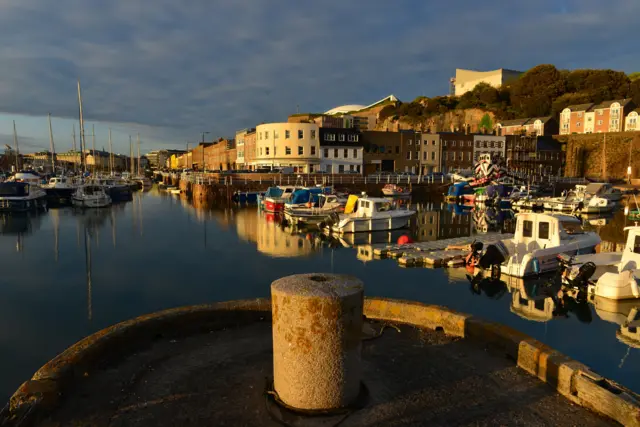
top-left (4, 298), bottom-right (639, 427)
top-left (558, 132), bottom-right (640, 180)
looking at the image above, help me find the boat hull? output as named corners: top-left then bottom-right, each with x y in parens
top-left (330, 215), bottom-right (412, 234)
top-left (72, 196), bottom-right (112, 208)
top-left (264, 198), bottom-right (285, 213)
top-left (501, 241), bottom-right (599, 278)
top-left (0, 196), bottom-right (47, 212)
top-left (45, 188), bottom-right (75, 206)
top-left (106, 186), bottom-right (133, 202)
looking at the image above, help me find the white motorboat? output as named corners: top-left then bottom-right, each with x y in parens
top-left (382, 184), bottom-right (411, 197)
top-left (327, 195), bottom-right (415, 234)
top-left (0, 182), bottom-right (47, 212)
top-left (43, 176), bottom-right (77, 202)
top-left (478, 212), bottom-right (601, 278)
top-left (9, 171), bottom-right (45, 187)
top-left (543, 190), bottom-right (613, 214)
top-left (284, 194), bottom-right (346, 226)
top-left (72, 184), bottom-right (112, 208)
top-left (569, 227), bottom-right (640, 300)
top-left (576, 183), bottom-right (623, 202)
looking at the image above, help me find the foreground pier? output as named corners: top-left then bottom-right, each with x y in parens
top-left (3, 291), bottom-right (638, 426)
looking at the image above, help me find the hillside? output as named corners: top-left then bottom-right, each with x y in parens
top-left (376, 64), bottom-right (640, 133)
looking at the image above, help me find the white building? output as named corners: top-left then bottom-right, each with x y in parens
top-left (451, 68), bottom-right (523, 96)
top-left (473, 135), bottom-right (506, 162)
top-left (319, 128), bottom-right (363, 174)
top-left (254, 122), bottom-right (320, 173)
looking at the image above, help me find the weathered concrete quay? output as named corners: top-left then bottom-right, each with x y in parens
top-left (3, 274), bottom-right (638, 426)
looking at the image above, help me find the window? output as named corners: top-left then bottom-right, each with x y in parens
top-left (408, 139), bottom-right (412, 145)
top-left (577, 122), bottom-right (582, 127)
top-left (577, 112), bottom-right (583, 117)
top-left (334, 149), bottom-right (338, 158)
top-left (260, 147), bottom-right (263, 155)
top-left (634, 235), bottom-right (640, 254)
top-left (489, 141), bottom-right (494, 148)
top-left (357, 165), bottom-right (361, 173)
top-left (349, 165), bottom-right (355, 171)
top-left (347, 134), bottom-right (358, 142)
top-left (432, 140), bottom-right (436, 146)
top-left (468, 141), bottom-right (472, 147)
top-left (598, 110), bottom-right (603, 116)
top-left (395, 146), bottom-right (400, 154)
top-left (431, 152), bottom-right (435, 160)
top-left (324, 149), bottom-right (329, 158)
top-left (338, 165), bottom-right (344, 173)
top-left (265, 131), bottom-right (269, 139)
top-left (443, 141), bottom-right (447, 147)
top-left (343, 149), bottom-right (348, 158)
top-left (467, 152), bottom-right (472, 161)
top-left (452, 141), bottom-right (456, 147)
top-left (476, 141), bottom-right (480, 148)
top-left (265, 147), bottom-right (270, 155)
top-left (416, 140), bottom-right (421, 146)
top-left (353, 149), bottom-right (357, 158)
top-left (539, 222), bottom-right (550, 239)
top-left (285, 146), bottom-right (291, 155)
top-left (285, 130), bottom-right (290, 139)
top-left (423, 152), bottom-right (427, 161)
top-left (298, 130), bottom-right (303, 139)
top-left (325, 133), bottom-right (335, 141)
top-left (311, 130), bottom-right (316, 139)
top-left (298, 146), bottom-right (303, 155)
top-left (406, 151), bottom-right (411, 160)
top-left (522, 220), bottom-right (533, 238)
top-left (311, 146), bottom-right (316, 155)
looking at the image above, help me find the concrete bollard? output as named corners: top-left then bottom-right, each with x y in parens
top-left (271, 273), bottom-right (364, 411)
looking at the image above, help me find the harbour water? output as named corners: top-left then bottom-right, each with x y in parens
top-left (0, 187), bottom-right (638, 403)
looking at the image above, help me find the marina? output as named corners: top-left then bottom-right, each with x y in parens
top-left (0, 186), bottom-right (639, 410)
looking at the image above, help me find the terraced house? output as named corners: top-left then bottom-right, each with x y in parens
top-left (497, 117), bottom-right (558, 136)
top-left (559, 99), bottom-right (636, 134)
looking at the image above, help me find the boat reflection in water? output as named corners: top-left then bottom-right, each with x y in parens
top-left (0, 212), bottom-right (43, 252)
top-left (593, 297), bottom-right (640, 352)
top-left (234, 208), bottom-right (318, 258)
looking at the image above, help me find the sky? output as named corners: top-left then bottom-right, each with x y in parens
top-left (0, 0), bottom-right (638, 154)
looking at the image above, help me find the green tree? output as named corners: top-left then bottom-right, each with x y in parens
top-left (478, 113), bottom-right (493, 133)
top-left (629, 72), bottom-right (640, 82)
top-left (510, 64), bottom-right (566, 117)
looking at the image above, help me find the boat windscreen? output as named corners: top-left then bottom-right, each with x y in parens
top-left (265, 187), bottom-right (284, 198)
top-left (561, 221), bottom-right (585, 235)
top-left (0, 183), bottom-right (28, 196)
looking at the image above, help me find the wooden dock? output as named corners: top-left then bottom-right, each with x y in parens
top-left (371, 232), bottom-right (513, 267)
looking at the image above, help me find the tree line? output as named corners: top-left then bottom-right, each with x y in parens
top-left (379, 64), bottom-right (640, 127)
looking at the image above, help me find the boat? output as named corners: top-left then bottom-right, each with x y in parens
top-left (326, 194), bottom-right (415, 234)
top-left (445, 182), bottom-right (475, 203)
top-left (543, 190), bottom-right (614, 214)
top-left (94, 177), bottom-right (133, 202)
top-left (284, 194), bottom-right (346, 226)
top-left (576, 183), bottom-right (623, 202)
top-left (0, 182), bottom-right (48, 212)
top-left (262, 186), bottom-right (297, 213)
top-left (232, 191), bottom-right (262, 203)
top-left (567, 226), bottom-right (640, 300)
top-left (43, 176), bottom-right (77, 204)
top-left (284, 187), bottom-right (331, 210)
top-left (9, 171), bottom-right (45, 187)
top-left (135, 176), bottom-right (153, 190)
top-left (72, 184), bottom-right (112, 208)
top-left (592, 297), bottom-right (640, 348)
top-left (382, 183), bottom-right (411, 197)
top-left (477, 212), bottom-right (601, 278)
top-left (169, 188), bottom-right (182, 195)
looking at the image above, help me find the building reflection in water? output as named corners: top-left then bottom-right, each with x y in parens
top-left (0, 212), bottom-right (43, 253)
top-left (234, 208), bottom-right (317, 258)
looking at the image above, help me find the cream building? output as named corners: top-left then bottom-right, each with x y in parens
top-left (254, 122), bottom-right (320, 172)
top-left (452, 68), bottom-right (523, 96)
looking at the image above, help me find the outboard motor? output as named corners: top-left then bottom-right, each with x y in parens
top-left (557, 254), bottom-right (596, 291)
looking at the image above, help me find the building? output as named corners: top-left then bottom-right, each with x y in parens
top-left (473, 135), bottom-right (506, 162)
top-left (253, 123), bottom-right (320, 173)
top-left (361, 130), bottom-right (421, 175)
top-left (190, 143), bottom-right (214, 171)
top-left (625, 108), bottom-right (640, 131)
top-left (323, 95), bottom-right (398, 116)
top-left (560, 99), bottom-right (636, 135)
top-left (497, 117), bottom-right (558, 136)
top-left (439, 133), bottom-right (474, 172)
top-left (419, 134), bottom-right (441, 174)
top-left (319, 128), bottom-right (363, 174)
top-left (451, 68), bottom-right (523, 96)
top-left (146, 149), bottom-right (184, 169)
top-left (235, 128), bottom-right (254, 169)
top-left (244, 130), bottom-right (256, 170)
top-left (505, 135), bottom-right (563, 175)
top-left (204, 139), bottom-right (236, 171)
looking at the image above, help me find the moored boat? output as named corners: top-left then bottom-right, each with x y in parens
top-left (382, 183), bottom-right (411, 197)
top-left (326, 195), bottom-right (415, 234)
top-left (43, 176), bottom-right (77, 205)
top-left (477, 212), bottom-right (600, 278)
top-left (262, 186), bottom-right (296, 213)
top-left (72, 184), bottom-right (112, 208)
top-left (284, 194), bottom-right (346, 226)
top-left (0, 182), bottom-right (48, 212)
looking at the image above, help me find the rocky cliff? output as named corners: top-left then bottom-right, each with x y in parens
top-left (374, 108), bottom-right (496, 134)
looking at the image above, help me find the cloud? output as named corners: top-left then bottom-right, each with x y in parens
top-left (0, 0), bottom-right (638, 144)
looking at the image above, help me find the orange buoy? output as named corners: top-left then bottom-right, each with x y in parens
top-left (397, 235), bottom-right (414, 245)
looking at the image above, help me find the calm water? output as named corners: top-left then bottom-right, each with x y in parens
top-left (0, 188), bottom-right (638, 403)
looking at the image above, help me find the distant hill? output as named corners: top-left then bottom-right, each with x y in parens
top-left (376, 64), bottom-right (640, 133)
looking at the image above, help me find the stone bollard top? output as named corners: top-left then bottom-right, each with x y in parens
top-left (271, 273), bottom-right (363, 298)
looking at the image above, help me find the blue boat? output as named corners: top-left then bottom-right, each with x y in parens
top-left (445, 182), bottom-right (474, 202)
top-left (285, 187), bottom-right (332, 209)
top-left (233, 191), bottom-right (263, 203)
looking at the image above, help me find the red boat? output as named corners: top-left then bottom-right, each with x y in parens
top-left (263, 186), bottom-right (297, 213)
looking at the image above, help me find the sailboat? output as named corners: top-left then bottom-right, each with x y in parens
top-left (133, 134), bottom-right (152, 190)
top-left (43, 114), bottom-right (78, 205)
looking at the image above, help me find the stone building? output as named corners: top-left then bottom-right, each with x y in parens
top-left (361, 130), bottom-right (421, 175)
top-left (420, 134), bottom-right (441, 174)
top-left (319, 128), bottom-right (363, 174)
top-left (439, 132), bottom-right (474, 172)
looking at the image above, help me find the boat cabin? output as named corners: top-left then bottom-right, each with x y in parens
top-left (12, 172), bottom-right (42, 186)
top-left (353, 197), bottom-right (397, 218)
top-left (447, 182), bottom-right (474, 197)
top-left (0, 182), bottom-right (31, 197)
top-left (620, 227), bottom-right (640, 272)
top-left (513, 213), bottom-right (585, 249)
top-left (82, 185), bottom-right (105, 195)
top-left (48, 176), bottom-right (73, 186)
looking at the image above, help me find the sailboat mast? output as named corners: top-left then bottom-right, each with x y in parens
top-left (108, 128), bottom-right (114, 175)
top-left (48, 113), bottom-right (56, 173)
top-left (92, 124), bottom-right (96, 174)
top-left (137, 133), bottom-right (141, 176)
top-left (13, 120), bottom-right (19, 172)
top-left (72, 124), bottom-right (78, 173)
top-left (77, 80), bottom-right (87, 173)
top-left (129, 136), bottom-right (134, 175)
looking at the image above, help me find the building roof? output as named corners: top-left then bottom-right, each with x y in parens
top-left (529, 116), bottom-right (554, 124)
top-left (324, 95), bottom-right (399, 115)
top-left (499, 118), bottom-right (530, 126)
top-left (593, 98), bottom-right (634, 109)
top-left (565, 103), bottom-right (594, 112)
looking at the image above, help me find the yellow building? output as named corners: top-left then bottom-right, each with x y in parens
top-left (254, 122), bottom-right (320, 172)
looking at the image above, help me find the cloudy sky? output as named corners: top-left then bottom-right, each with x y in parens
top-left (0, 0), bottom-right (638, 154)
